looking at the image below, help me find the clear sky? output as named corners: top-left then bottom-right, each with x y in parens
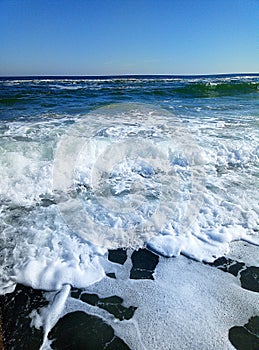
top-left (0, 0), bottom-right (258, 76)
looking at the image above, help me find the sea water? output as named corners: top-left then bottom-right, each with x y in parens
top-left (0, 75), bottom-right (258, 349)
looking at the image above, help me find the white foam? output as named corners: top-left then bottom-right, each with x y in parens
top-left (0, 101), bottom-right (258, 349)
top-left (52, 251), bottom-right (259, 350)
top-left (0, 103), bottom-right (258, 297)
top-left (30, 284), bottom-right (71, 350)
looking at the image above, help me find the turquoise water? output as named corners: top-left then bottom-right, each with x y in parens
top-left (0, 74), bottom-right (258, 349)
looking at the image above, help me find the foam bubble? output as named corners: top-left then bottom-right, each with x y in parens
top-left (53, 103), bottom-right (205, 249)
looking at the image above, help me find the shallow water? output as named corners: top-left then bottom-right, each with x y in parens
top-left (0, 75), bottom-right (258, 349)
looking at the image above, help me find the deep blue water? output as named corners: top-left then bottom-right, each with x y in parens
top-left (1, 74), bottom-right (258, 121)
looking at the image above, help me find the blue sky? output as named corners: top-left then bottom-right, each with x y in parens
top-left (0, 0), bottom-right (258, 76)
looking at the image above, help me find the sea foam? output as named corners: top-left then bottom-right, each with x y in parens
top-left (0, 103), bottom-right (258, 296)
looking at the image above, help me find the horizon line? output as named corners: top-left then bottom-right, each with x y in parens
top-left (0, 72), bottom-right (258, 79)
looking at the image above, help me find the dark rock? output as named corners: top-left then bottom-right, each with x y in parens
top-left (205, 257), bottom-right (259, 293)
top-left (206, 257), bottom-right (245, 277)
top-left (0, 284), bottom-right (47, 350)
top-left (70, 288), bottom-right (81, 299)
top-left (130, 248), bottom-right (159, 280)
top-left (49, 311), bottom-right (130, 350)
top-left (240, 267), bottom-right (259, 293)
top-left (72, 292), bottom-right (137, 321)
top-left (229, 316), bottom-right (259, 350)
top-left (108, 248), bottom-right (127, 265)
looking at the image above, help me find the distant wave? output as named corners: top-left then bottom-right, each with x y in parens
top-left (172, 81), bottom-right (259, 97)
top-left (0, 77), bottom-right (258, 109)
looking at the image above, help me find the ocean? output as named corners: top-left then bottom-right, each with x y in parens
top-left (0, 74), bottom-right (258, 349)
